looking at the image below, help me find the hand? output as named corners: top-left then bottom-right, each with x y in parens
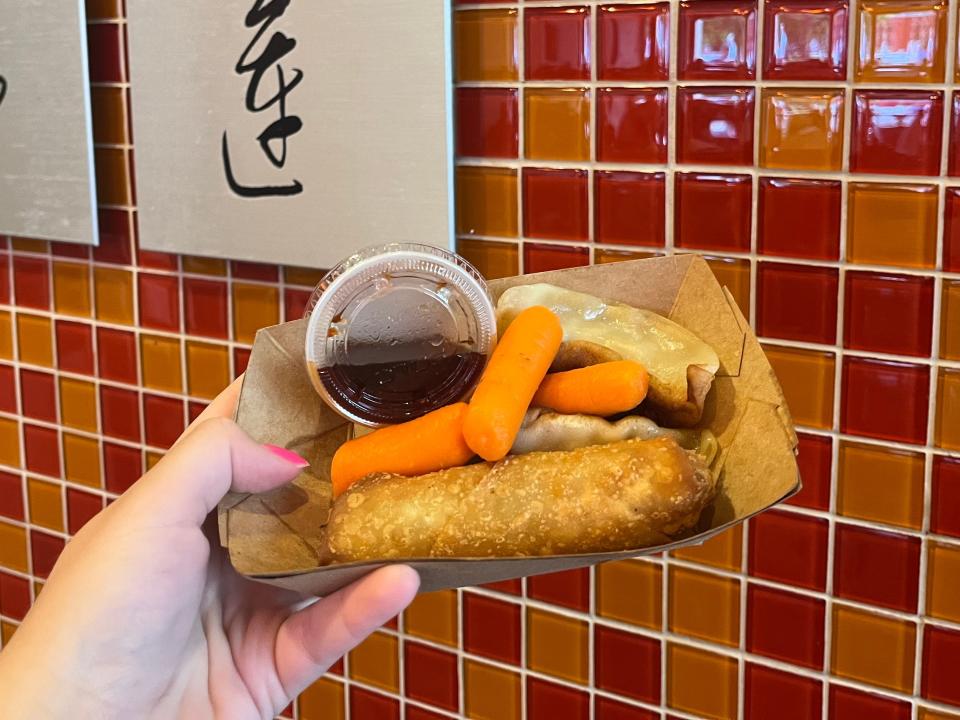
top-left (0, 377), bottom-right (419, 719)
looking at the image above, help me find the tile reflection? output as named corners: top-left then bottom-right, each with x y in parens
top-left (764, 0), bottom-right (848, 80)
top-left (679, 0), bottom-right (757, 79)
top-left (856, 0), bottom-right (947, 82)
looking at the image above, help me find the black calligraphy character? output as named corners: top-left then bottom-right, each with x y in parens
top-left (0, 76), bottom-right (7, 108)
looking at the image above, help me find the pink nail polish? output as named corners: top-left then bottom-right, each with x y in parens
top-left (264, 444), bottom-right (310, 467)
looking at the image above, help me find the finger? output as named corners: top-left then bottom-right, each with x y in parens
top-left (274, 565), bottom-right (420, 698)
top-left (175, 375), bottom-right (244, 445)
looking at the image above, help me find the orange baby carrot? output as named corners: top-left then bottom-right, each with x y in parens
top-left (463, 305), bottom-right (563, 461)
top-left (532, 360), bottom-right (650, 416)
top-left (331, 402), bottom-right (474, 497)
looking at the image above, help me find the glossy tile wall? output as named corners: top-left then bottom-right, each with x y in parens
top-left (1, 2), bottom-right (959, 720)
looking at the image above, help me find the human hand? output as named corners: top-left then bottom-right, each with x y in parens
top-left (0, 377), bottom-right (419, 719)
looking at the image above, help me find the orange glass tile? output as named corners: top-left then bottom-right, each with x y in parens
top-left (526, 608), bottom-right (589, 683)
top-left (838, 442), bottom-right (924, 530)
top-left (0, 418), bottom-right (19, 467)
top-left (145, 451), bottom-right (164, 470)
top-left (831, 604), bottom-right (915, 692)
top-left (93, 267), bottom-right (135, 324)
top-left (0, 522), bottom-right (28, 573)
top-left (856, 0), bottom-right (947, 83)
top-left (847, 183), bottom-right (938, 269)
top-left (232, 283), bottom-right (279, 344)
top-left (16, 314), bottom-right (53, 367)
top-left (52, 262), bottom-right (92, 317)
top-left (464, 659), bottom-right (522, 720)
top-left (284, 266), bottom-right (326, 288)
top-left (456, 238), bottom-right (519, 280)
top-left (668, 566), bottom-right (740, 647)
top-left (524, 88), bottom-right (590, 161)
top-left (0, 312), bottom-right (12, 360)
top-left (673, 525), bottom-right (743, 571)
top-left (348, 631), bottom-right (399, 692)
top-left (927, 541), bottom-right (960, 623)
top-left (455, 166), bottom-right (518, 238)
top-left (1, 621), bottom-right (16, 647)
top-left (596, 249), bottom-right (661, 264)
top-left (762, 345), bottom-right (836, 429)
top-left (140, 335), bottom-right (183, 393)
top-left (63, 433), bottom-right (101, 488)
top-left (942, 281), bottom-right (960, 360)
top-left (936, 367), bottom-right (960, 451)
top-left (85, 0), bottom-right (123, 19)
top-left (760, 88), bottom-right (844, 171)
top-left (667, 643), bottom-right (738, 720)
top-left (59, 378), bottom-right (98, 433)
top-left (920, 709), bottom-right (960, 720)
top-left (186, 342), bottom-right (230, 400)
top-left (405, 590), bottom-right (458, 647)
top-left (298, 677), bottom-right (345, 720)
top-left (27, 478), bottom-right (63, 532)
top-left (596, 559), bottom-right (662, 629)
top-left (704, 257), bottom-right (751, 320)
top-left (90, 86), bottom-right (128, 145)
top-left (182, 256), bottom-right (226, 276)
top-left (11, 238), bottom-right (48, 253)
top-left (455, 9), bottom-right (519, 81)
top-left (94, 147), bottom-right (131, 206)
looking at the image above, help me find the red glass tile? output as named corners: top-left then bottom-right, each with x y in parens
top-left (829, 685), bottom-right (909, 720)
top-left (137, 248), bottom-right (178, 271)
top-left (746, 584), bottom-right (825, 669)
top-left (66, 488), bottom-right (103, 535)
top-left (594, 625), bottom-right (660, 703)
top-left (745, 663), bottom-right (822, 720)
top-left (30, 530), bottom-right (63, 579)
top-left (328, 658), bottom-right (344, 675)
top-left (678, 0), bottom-right (757, 79)
top-left (93, 208), bottom-right (133, 265)
top-left (748, 509), bottom-right (828, 590)
top-left (20, 370), bottom-right (55, 423)
top-left (349, 687), bottom-right (399, 720)
top-left (13, 256), bottom-right (50, 310)
top-left (595, 697), bottom-right (658, 720)
top-left (188, 401), bottom-right (207, 424)
top-left (844, 271), bottom-right (934, 357)
top-left (757, 262), bottom-right (838, 344)
top-left (850, 90), bottom-right (944, 176)
top-left (230, 261), bottom-right (277, 282)
top-left (841, 357), bottom-right (929, 444)
top-left (482, 578), bottom-right (522, 595)
top-left (525, 6), bottom-right (590, 80)
top-left (463, 591), bottom-right (521, 664)
top-left (931, 455), bottom-right (960, 538)
top-left (103, 442), bottom-right (141, 494)
top-left (87, 22), bottom-right (123, 82)
top-left (598, 3), bottom-right (669, 81)
top-left (406, 708), bottom-right (446, 720)
top-left (143, 394), bottom-right (184, 450)
top-left (524, 244), bottom-right (589, 274)
top-left (595, 171), bottom-right (665, 247)
top-left (233, 347), bottom-right (251, 377)
top-left (0, 365), bottom-right (13, 414)
top-left (56, 321), bottom-right (94, 375)
top-left (0, 254), bottom-right (8, 304)
top-left (183, 278), bottom-right (228, 339)
top-left (949, 93), bottom-right (960, 177)
top-left (96, 327), bottom-right (138, 384)
top-left (24, 424), bottom-right (59, 477)
top-left (51, 241), bottom-right (88, 259)
top-left (834, 524), bottom-right (920, 612)
top-left (404, 642), bottom-right (458, 712)
top-left (100, 386), bottom-right (140, 442)
top-left (284, 288), bottom-right (312, 322)
top-left (523, 168), bottom-right (589, 241)
top-left (456, 88), bottom-right (519, 158)
top-left (0, 572), bottom-right (30, 620)
top-left (945, 187), bottom-right (960, 272)
top-left (138, 274), bottom-right (180, 331)
top-left (597, 88), bottom-right (668, 163)
top-left (674, 173), bottom-right (752, 252)
top-left (676, 87), bottom-right (755, 165)
top-left (922, 624), bottom-right (960, 706)
top-left (384, 615), bottom-right (398, 631)
top-left (763, 0), bottom-right (847, 80)
top-left (789, 433), bottom-right (832, 511)
top-left (528, 677), bottom-right (589, 720)
top-left (0, 472), bottom-right (24, 521)
top-left (528, 568), bottom-right (590, 611)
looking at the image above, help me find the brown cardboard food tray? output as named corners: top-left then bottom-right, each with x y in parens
top-left (217, 254), bottom-right (800, 595)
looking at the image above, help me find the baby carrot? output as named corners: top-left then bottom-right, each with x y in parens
top-left (463, 305), bottom-right (563, 461)
top-left (331, 402), bottom-right (474, 497)
top-left (532, 360), bottom-right (650, 416)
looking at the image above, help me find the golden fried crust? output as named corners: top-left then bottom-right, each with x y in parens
top-left (326, 437), bottom-right (716, 562)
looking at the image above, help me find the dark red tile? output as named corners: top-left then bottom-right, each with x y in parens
top-left (19, 370), bottom-right (55, 423)
top-left (284, 288), bottom-right (312, 322)
top-left (183, 278), bottom-right (228, 339)
top-left (788, 432), bottom-right (832, 511)
top-left (349, 687), bottom-right (399, 720)
top-left (100, 386), bottom-right (140, 442)
top-left (595, 171), bottom-right (665, 247)
top-left (0, 365), bottom-right (15, 414)
top-left (383, 615), bottom-right (399, 631)
top-left (93, 208), bottom-right (133, 265)
top-left (96, 327), bottom-right (137, 384)
top-left (523, 168), bottom-right (588, 241)
top-left (230, 261), bottom-right (277, 282)
top-left (51, 241), bottom-right (89, 259)
top-left (758, 178), bottom-right (840, 260)
top-left (524, 244), bottom-right (589, 274)
top-left (0, 254), bottom-right (9, 304)
top-left (143, 394), bottom-right (184, 450)
top-left (66, 488), bottom-right (103, 535)
top-left (922, 624), bottom-right (960, 706)
top-left (328, 658), bottom-right (344, 676)
top-left (745, 663), bottom-right (822, 720)
top-left (598, 3), bottom-right (669, 81)
top-left (525, 6), bottom-right (590, 80)
top-left (594, 696), bottom-right (658, 720)
top-left (748, 509), bottom-right (828, 591)
top-left (87, 22), bottom-right (123, 82)
top-left (844, 271), bottom-right (934, 357)
top-left (931, 455), bottom-right (960, 538)
top-left (528, 677), bottom-right (589, 720)
top-left (840, 357), bottom-right (929, 444)
top-left (678, 0), bottom-right (757, 79)
top-left (482, 578), bottom-right (522, 595)
top-left (13, 256), bottom-right (50, 310)
top-left (829, 685), bottom-right (909, 720)
top-left (405, 707), bottom-right (447, 720)
top-left (850, 90), bottom-right (944, 176)
top-left (746, 584), bottom-right (825, 669)
top-left (677, 87), bottom-right (755, 165)
top-left (528, 568), bottom-right (589, 611)
top-left (0, 472), bottom-right (24, 521)
top-left (675, 173), bottom-right (752, 252)
top-left (137, 248), bottom-right (178, 271)
top-left (833, 523), bottom-right (920, 612)
top-left (456, 88), bottom-right (519, 158)
top-left (279, 702), bottom-right (294, 719)
top-left (29, 530), bottom-right (63, 579)
top-left (233, 347), bottom-right (251, 377)
top-left (23, 424), bottom-right (59, 477)
top-left (137, 274), bottom-right (180, 331)
top-left (55, 321), bottom-right (94, 375)
top-left (404, 641), bottom-right (458, 712)
top-left (946, 188), bottom-right (960, 272)
top-left (762, 0), bottom-right (847, 80)
top-left (756, 262), bottom-right (838, 344)
top-left (0, 572), bottom-right (30, 620)
top-left (463, 591), bottom-right (521, 664)
top-left (103, 442), bottom-right (142, 494)
top-left (188, 401), bottom-right (207, 423)
top-left (594, 625), bottom-right (660, 703)
top-left (597, 87), bottom-right (668, 163)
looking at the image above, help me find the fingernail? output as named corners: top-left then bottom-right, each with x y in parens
top-left (264, 444), bottom-right (310, 467)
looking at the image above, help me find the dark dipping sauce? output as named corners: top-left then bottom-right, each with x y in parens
top-left (317, 350), bottom-right (486, 425)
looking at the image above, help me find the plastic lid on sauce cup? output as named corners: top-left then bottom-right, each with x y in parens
top-left (304, 243), bottom-right (496, 427)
